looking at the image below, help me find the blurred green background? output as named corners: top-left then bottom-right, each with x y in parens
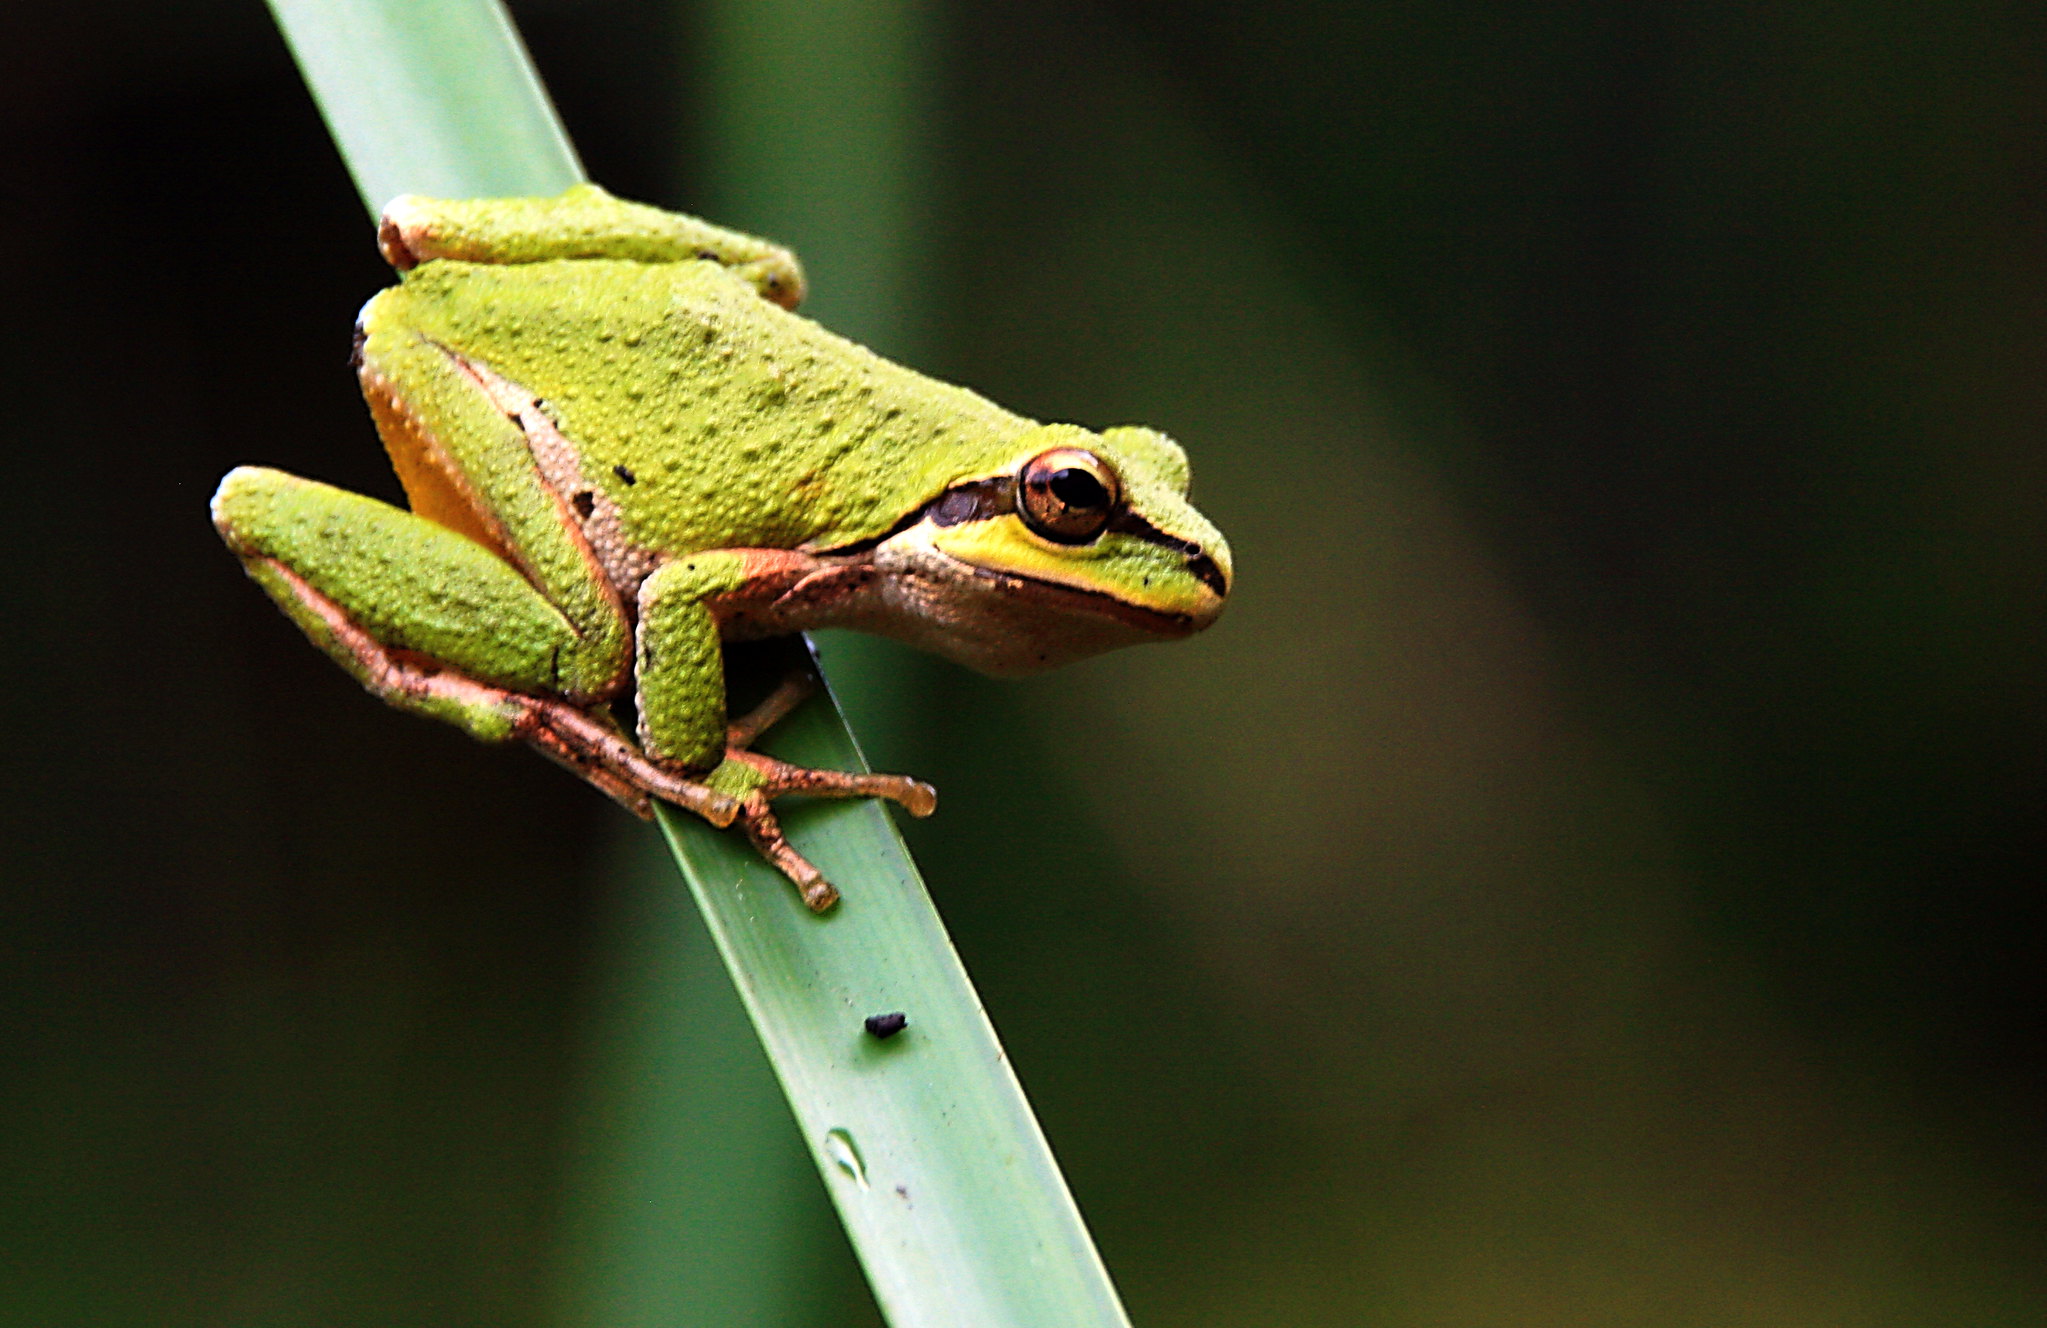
top-left (1, 1), bottom-right (2040, 1324)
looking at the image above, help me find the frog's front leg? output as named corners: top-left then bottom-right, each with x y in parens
top-left (717, 675), bottom-right (938, 913)
top-left (634, 554), bottom-right (937, 911)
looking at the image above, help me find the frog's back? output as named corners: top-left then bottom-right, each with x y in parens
top-left (381, 258), bottom-right (1037, 556)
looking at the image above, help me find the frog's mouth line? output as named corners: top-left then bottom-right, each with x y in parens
top-left (948, 559), bottom-right (1204, 639)
top-left (847, 521), bottom-right (1211, 642)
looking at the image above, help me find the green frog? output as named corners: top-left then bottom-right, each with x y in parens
top-left (212, 185), bottom-right (1231, 909)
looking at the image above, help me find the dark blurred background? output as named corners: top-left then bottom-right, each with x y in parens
top-left (1, 1), bottom-right (2040, 1324)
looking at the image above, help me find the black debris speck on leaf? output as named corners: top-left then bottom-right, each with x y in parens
top-left (864, 1012), bottom-right (908, 1039)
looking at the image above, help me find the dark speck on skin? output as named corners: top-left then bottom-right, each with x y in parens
top-left (864, 1012), bottom-right (909, 1039)
top-left (614, 464), bottom-right (637, 485)
top-left (572, 491), bottom-right (595, 519)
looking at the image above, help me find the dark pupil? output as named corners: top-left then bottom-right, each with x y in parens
top-left (1047, 468), bottom-right (1108, 509)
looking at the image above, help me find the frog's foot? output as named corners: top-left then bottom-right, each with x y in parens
top-left (722, 671), bottom-right (939, 820)
top-left (719, 756), bottom-right (936, 913)
top-left (709, 672), bottom-right (939, 912)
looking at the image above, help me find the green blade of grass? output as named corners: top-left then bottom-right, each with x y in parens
top-left (656, 648), bottom-right (1130, 1326)
top-left (263, 2), bottom-right (1133, 1323)
top-left (268, 0), bottom-right (581, 215)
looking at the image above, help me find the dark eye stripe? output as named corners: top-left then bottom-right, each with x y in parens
top-left (826, 477), bottom-right (1223, 598)
top-left (926, 477), bottom-right (1014, 527)
top-left (1110, 510), bottom-right (1229, 597)
top-left (1107, 508), bottom-right (1192, 551)
top-left (1183, 553), bottom-right (1229, 597)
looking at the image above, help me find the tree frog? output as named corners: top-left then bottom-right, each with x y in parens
top-left (211, 184), bottom-right (1231, 910)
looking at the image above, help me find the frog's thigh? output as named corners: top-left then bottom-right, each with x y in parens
top-left (633, 552), bottom-right (753, 770)
top-left (213, 467), bottom-right (602, 719)
top-left (358, 312), bottom-right (630, 696)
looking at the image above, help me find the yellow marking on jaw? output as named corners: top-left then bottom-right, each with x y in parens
top-left (926, 517), bottom-right (1216, 618)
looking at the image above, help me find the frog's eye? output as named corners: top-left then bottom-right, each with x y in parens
top-left (1017, 448), bottom-right (1120, 544)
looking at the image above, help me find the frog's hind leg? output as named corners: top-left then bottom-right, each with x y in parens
top-left (211, 466), bottom-right (739, 827)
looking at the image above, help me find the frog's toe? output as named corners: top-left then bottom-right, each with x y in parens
top-left (882, 775), bottom-right (938, 818)
top-left (726, 748), bottom-right (937, 819)
top-left (732, 794), bottom-right (840, 913)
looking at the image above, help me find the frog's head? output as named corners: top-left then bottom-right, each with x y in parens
top-left (871, 424), bottom-right (1232, 676)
